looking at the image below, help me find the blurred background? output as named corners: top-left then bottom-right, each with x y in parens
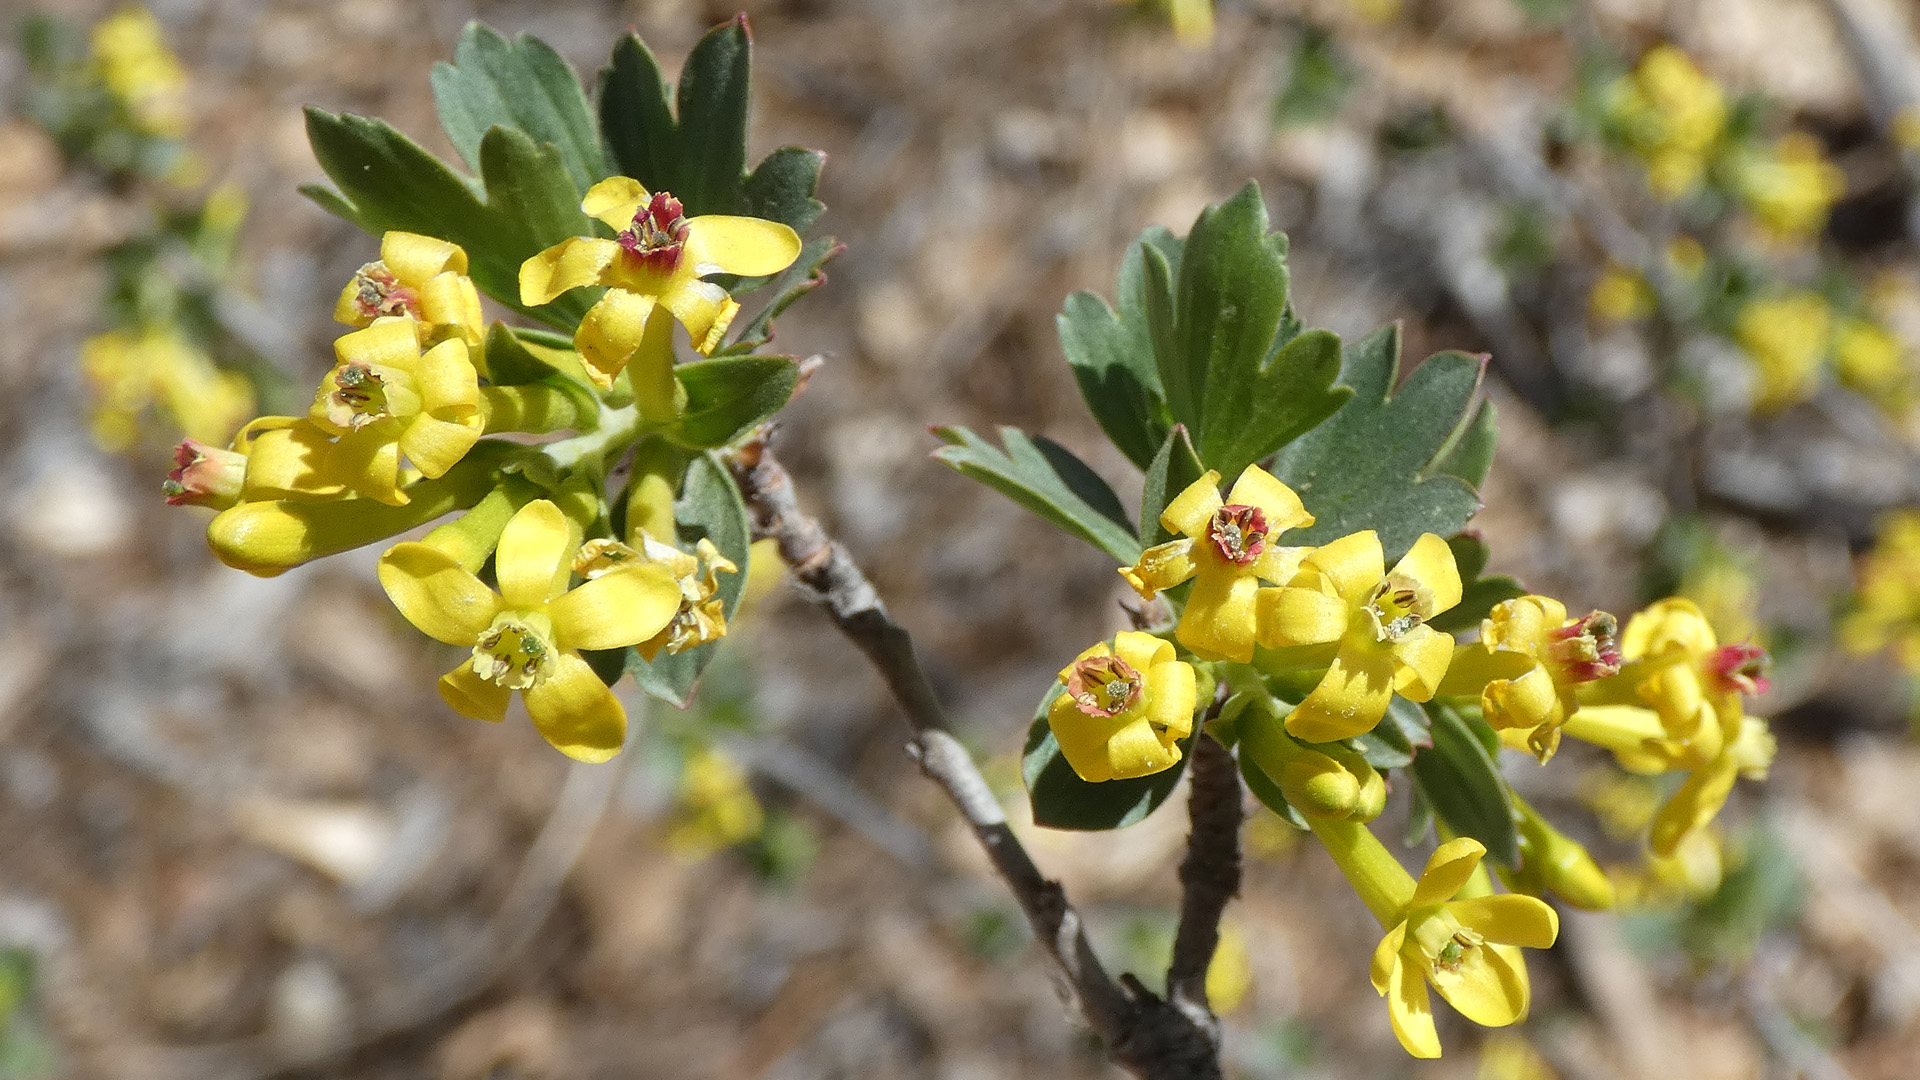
top-left (4, 0), bottom-right (1920, 1076)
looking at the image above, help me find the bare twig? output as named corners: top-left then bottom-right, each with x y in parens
top-left (1165, 731), bottom-right (1242, 1030)
top-left (727, 435), bottom-right (1225, 1080)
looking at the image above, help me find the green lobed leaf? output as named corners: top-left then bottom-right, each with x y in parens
top-left (598, 32), bottom-right (678, 195)
top-left (669, 354), bottom-right (799, 448)
top-left (673, 15), bottom-right (751, 217)
top-left (302, 109), bottom-right (593, 327)
top-left (431, 23), bottom-right (606, 195)
top-left (932, 426), bottom-right (1141, 565)
top-left (1023, 686), bottom-right (1190, 830)
top-left (1429, 390), bottom-right (1498, 489)
top-left (1057, 228), bottom-right (1181, 470)
top-left (741, 146), bottom-right (827, 238)
top-left (1428, 532), bottom-right (1526, 634)
top-left (625, 453), bottom-right (753, 707)
top-left (719, 236), bottom-right (842, 355)
top-left (1267, 323), bottom-right (1487, 564)
top-left (1138, 424), bottom-right (1205, 547)
top-left (1171, 183), bottom-right (1349, 479)
top-left (1410, 702), bottom-right (1519, 868)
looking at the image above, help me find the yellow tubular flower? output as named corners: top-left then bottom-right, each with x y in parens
top-left (1045, 630), bottom-right (1197, 782)
top-left (1237, 697), bottom-right (1385, 822)
top-left (90, 7), bottom-right (189, 138)
top-left (574, 534), bottom-right (739, 660)
top-left (305, 318), bottom-right (484, 505)
top-left (519, 178), bottom-right (802, 403)
top-left (1833, 318), bottom-right (1911, 411)
top-left (1119, 465), bottom-right (1315, 663)
top-left (334, 232), bottom-right (484, 348)
top-left (377, 500), bottom-right (683, 762)
top-left (1648, 715), bottom-right (1775, 857)
top-left (1577, 598), bottom-right (1766, 769)
top-left (1256, 531), bottom-right (1463, 742)
top-left (1735, 292), bottom-right (1831, 413)
top-left (1437, 596), bottom-right (1621, 762)
top-left (1502, 792), bottom-right (1615, 911)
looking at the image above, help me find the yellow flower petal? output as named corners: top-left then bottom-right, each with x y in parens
top-left (1622, 597), bottom-right (1716, 660)
top-left (1160, 470), bottom-right (1224, 537)
top-left (1371, 921), bottom-right (1408, 994)
top-left (1649, 754), bottom-right (1739, 857)
top-left (438, 663), bottom-right (511, 722)
top-left (416, 272), bottom-right (483, 345)
top-left (659, 277), bottom-right (738, 355)
top-left (325, 430), bottom-right (406, 505)
top-left (549, 564), bottom-right (684, 651)
top-left (1390, 625), bottom-right (1455, 701)
top-left (1102, 717), bottom-right (1182, 779)
top-left (1286, 638), bottom-right (1395, 742)
top-left (575, 288), bottom-right (657, 389)
top-left (520, 237), bottom-right (621, 306)
top-left (334, 317), bottom-right (421, 369)
top-left (523, 653), bottom-right (628, 762)
top-left (1428, 943), bottom-right (1529, 1028)
top-left (1256, 583), bottom-right (1349, 648)
top-left (1302, 530), bottom-right (1384, 601)
top-left (381, 231), bottom-right (467, 285)
top-left (1118, 538), bottom-right (1197, 599)
top-left (581, 176), bottom-right (649, 230)
top-left (684, 215), bottom-right (803, 278)
top-left (242, 422), bottom-right (344, 499)
top-left (1390, 532), bottom-right (1463, 614)
top-left (1448, 895), bottom-right (1559, 950)
top-left (1048, 693), bottom-right (1120, 783)
top-left (1111, 630), bottom-right (1174, 673)
top-left (1411, 837), bottom-right (1486, 908)
top-left (496, 499), bottom-right (572, 609)
top-left (1387, 956), bottom-right (1442, 1059)
top-left (379, 542), bottom-right (503, 645)
top-left (1250, 543), bottom-right (1311, 585)
top-left (1224, 464), bottom-right (1314, 532)
top-left (414, 340), bottom-right (481, 415)
top-left (1434, 643), bottom-right (1536, 698)
top-left (398, 414), bottom-right (481, 479)
top-left (1482, 665), bottom-right (1561, 733)
top-left (1176, 568), bottom-right (1260, 662)
top-left (1144, 659), bottom-right (1197, 740)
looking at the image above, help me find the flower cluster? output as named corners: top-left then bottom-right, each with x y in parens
top-left (1842, 509), bottom-right (1920, 674)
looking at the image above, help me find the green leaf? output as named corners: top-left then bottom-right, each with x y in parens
top-left (1170, 183), bottom-right (1349, 479)
top-left (598, 32), bottom-right (677, 194)
top-left (1410, 702), bottom-right (1519, 868)
top-left (932, 426), bottom-right (1141, 564)
top-left (1268, 324), bottom-right (1486, 564)
top-left (1057, 228), bottom-right (1181, 469)
top-left (625, 453), bottom-right (752, 707)
top-left (1350, 694), bottom-right (1430, 770)
top-left (481, 321), bottom-right (561, 385)
top-left (1239, 746), bottom-right (1309, 830)
top-left (302, 109), bottom-right (594, 327)
top-left (1430, 392), bottom-right (1497, 489)
top-left (720, 236), bottom-right (842, 354)
top-left (1023, 686), bottom-right (1190, 830)
top-left (673, 15), bottom-right (751, 217)
top-left (431, 23), bottom-right (606, 194)
top-left (742, 146), bottom-right (827, 238)
top-left (1138, 424), bottom-right (1205, 546)
top-left (1428, 532), bottom-right (1526, 634)
top-left (669, 354), bottom-right (799, 448)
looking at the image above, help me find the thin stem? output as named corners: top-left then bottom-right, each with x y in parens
top-left (1165, 731), bottom-right (1243, 1026)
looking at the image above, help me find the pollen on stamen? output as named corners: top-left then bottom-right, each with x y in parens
top-left (615, 191), bottom-right (691, 274)
top-left (1207, 504), bottom-right (1269, 565)
top-left (1064, 654), bottom-right (1143, 718)
top-left (348, 262), bottom-right (418, 320)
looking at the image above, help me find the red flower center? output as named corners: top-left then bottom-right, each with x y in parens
top-left (617, 192), bottom-right (690, 274)
top-left (1065, 654), bottom-right (1143, 718)
top-left (1550, 611), bottom-right (1622, 683)
top-left (1208, 504), bottom-right (1269, 565)
top-left (348, 262), bottom-right (419, 320)
top-left (1709, 643), bottom-right (1772, 696)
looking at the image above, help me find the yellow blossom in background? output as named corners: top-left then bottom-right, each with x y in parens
top-left (1257, 531), bottom-right (1463, 742)
top-left (1606, 46), bottom-right (1727, 199)
top-left (334, 232), bottom-right (484, 348)
top-left (378, 500), bottom-right (684, 761)
top-left (1733, 133), bottom-right (1846, 244)
top-left (1833, 317), bottom-right (1912, 412)
top-left (1206, 919), bottom-right (1253, 1013)
top-left (666, 745), bottom-right (765, 857)
top-left (90, 7), bottom-right (188, 138)
top-left (82, 326), bottom-right (253, 452)
top-left (519, 178), bottom-right (801, 412)
top-left (1368, 837), bottom-right (1558, 1059)
top-left (1478, 1032), bottom-right (1558, 1080)
top-left (1046, 630), bottom-right (1196, 782)
top-left (1120, 465), bottom-right (1315, 663)
top-left (1734, 291), bottom-right (1830, 412)
top-left (1842, 509), bottom-right (1920, 671)
top-left (1344, 0), bottom-right (1402, 24)
top-left (1588, 264), bottom-right (1655, 324)
top-left (1679, 555), bottom-right (1761, 647)
top-left (1896, 105), bottom-right (1920, 152)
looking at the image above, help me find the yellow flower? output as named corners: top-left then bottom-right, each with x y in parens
top-left (666, 745), bottom-right (765, 857)
top-left (574, 534), bottom-right (739, 660)
top-left (377, 500), bottom-right (683, 761)
top-left (519, 178), bottom-right (802, 406)
top-left (1206, 918), bottom-right (1253, 1013)
top-left (1236, 695), bottom-right (1385, 821)
top-left (1733, 133), bottom-right (1846, 243)
top-left (1606, 46), bottom-right (1727, 199)
top-left (1734, 291), bottom-right (1831, 413)
top-left (1046, 630), bottom-right (1196, 782)
top-left (1478, 1033), bottom-right (1558, 1080)
top-left (1437, 597), bottom-right (1621, 762)
top-left (334, 232), bottom-right (484, 348)
top-left (1833, 317), bottom-right (1911, 410)
top-left (1162, 0), bottom-right (1215, 45)
top-left (300, 318), bottom-right (484, 505)
top-left (1842, 509), bottom-right (1920, 669)
top-left (1646, 714), bottom-right (1774, 857)
top-left (83, 327), bottom-right (253, 452)
top-left (91, 7), bottom-right (188, 138)
top-left (1589, 265), bottom-right (1655, 324)
top-left (1119, 465), bottom-right (1315, 663)
top-left (1368, 837), bottom-right (1559, 1059)
top-left (1256, 531), bottom-right (1463, 742)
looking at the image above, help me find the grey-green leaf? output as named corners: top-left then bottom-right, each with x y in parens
top-left (1057, 229), bottom-right (1179, 470)
top-left (1138, 424), bottom-right (1205, 547)
top-left (431, 23), bottom-right (606, 194)
top-left (670, 354), bottom-right (799, 448)
top-left (1410, 702), bottom-right (1519, 868)
top-left (932, 426), bottom-right (1141, 565)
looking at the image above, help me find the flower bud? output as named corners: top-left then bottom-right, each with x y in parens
top-left (162, 439), bottom-right (245, 509)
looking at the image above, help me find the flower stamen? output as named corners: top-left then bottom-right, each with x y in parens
top-left (616, 192), bottom-right (691, 274)
top-left (1208, 504), bottom-right (1269, 565)
top-left (1066, 654), bottom-right (1144, 718)
top-left (323, 362), bottom-right (390, 431)
top-left (472, 613), bottom-right (556, 692)
top-left (346, 262), bottom-right (419, 321)
top-left (1550, 610), bottom-right (1623, 682)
